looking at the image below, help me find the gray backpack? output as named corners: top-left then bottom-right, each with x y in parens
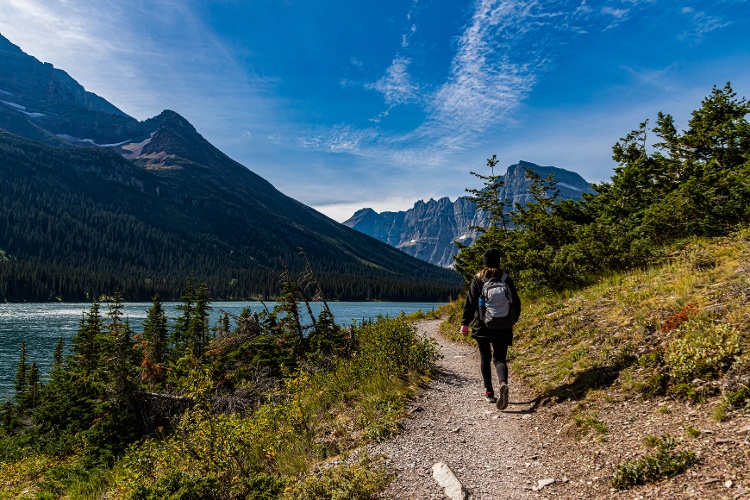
top-left (479, 273), bottom-right (514, 329)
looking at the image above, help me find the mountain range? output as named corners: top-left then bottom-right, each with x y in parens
top-left (0, 34), bottom-right (461, 302)
top-left (344, 161), bottom-right (594, 267)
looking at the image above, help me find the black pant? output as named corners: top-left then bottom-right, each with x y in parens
top-left (475, 337), bottom-right (508, 392)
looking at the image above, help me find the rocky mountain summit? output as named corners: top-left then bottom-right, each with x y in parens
top-left (344, 160), bottom-right (594, 267)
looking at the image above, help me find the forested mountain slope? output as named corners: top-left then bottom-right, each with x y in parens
top-left (0, 34), bottom-right (460, 301)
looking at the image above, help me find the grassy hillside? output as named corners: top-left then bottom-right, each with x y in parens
top-left (442, 230), bottom-right (750, 494)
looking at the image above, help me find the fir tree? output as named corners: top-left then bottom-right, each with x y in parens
top-left (53, 336), bottom-right (64, 369)
top-left (454, 155), bottom-right (514, 282)
top-left (142, 293), bottom-right (168, 364)
top-left (71, 302), bottom-right (103, 374)
top-left (106, 291), bottom-right (137, 401)
top-left (26, 361), bottom-right (40, 409)
top-left (173, 275), bottom-right (196, 352)
top-left (14, 339), bottom-right (29, 405)
top-left (190, 283), bottom-right (212, 359)
top-left (466, 154), bottom-right (512, 235)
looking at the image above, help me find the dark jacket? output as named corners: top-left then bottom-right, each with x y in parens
top-left (461, 270), bottom-right (521, 343)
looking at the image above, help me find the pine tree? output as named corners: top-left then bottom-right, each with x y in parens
top-left (190, 283), bottom-right (211, 359)
top-left (53, 336), bottom-right (64, 369)
top-left (173, 275), bottom-right (196, 352)
top-left (71, 302), bottom-right (103, 374)
top-left (142, 293), bottom-right (168, 364)
top-left (106, 291), bottom-right (137, 401)
top-left (0, 400), bottom-right (15, 431)
top-left (454, 155), bottom-right (514, 282)
top-left (26, 361), bottom-right (40, 408)
top-left (14, 339), bottom-right (29, 405)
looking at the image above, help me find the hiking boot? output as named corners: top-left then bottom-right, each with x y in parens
top-left (496, 382), bottom-right (509, 410)
top-left (484, 390), bottom-right (497, 403)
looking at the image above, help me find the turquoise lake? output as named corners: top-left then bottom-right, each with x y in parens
top-left (0, 301), bottom-right (443, 401)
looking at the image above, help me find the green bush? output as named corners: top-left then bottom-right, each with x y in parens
top-left (356, 318), bottom-right (439, 378)
top-left (665, 320), bottom-right (741, 382)
top-left (612, 435), bottom-right (697, 489)
top-left (127, 470), bottom-right (220, 500)
top-left (281, 455), bottom-right (390, 500)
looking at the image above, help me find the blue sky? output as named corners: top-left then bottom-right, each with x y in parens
top-left (1, 0), bottom-right (749, 221)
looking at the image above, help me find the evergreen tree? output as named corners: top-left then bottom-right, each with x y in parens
top-left (466, 154), bottom-right (512, 235)
top-left (142, 293), bottom-right (168, 364)
top-left (53, 336), bottom-right (64, 369)
top-left (274, 281), bottom-right (304, 343)
top-left (190, 283), bottom-right (212, 359)
top-left (14, 339), bottom-right (29, 407)
top-left (454, 156), bottom-right (514, 282)
top-left (173, 275), bottom-right (196, 352)
top-left (70, 302), bottom-right (103, 374)
top-left (0, 400), bottom-right (15, 432)
top-left (26, 361), bottom-right (40, 409)
top-left (105, 291), bottom-right (137, 401)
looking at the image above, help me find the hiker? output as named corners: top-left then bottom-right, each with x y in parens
top-left (460, 248), bottom-right (521, 410)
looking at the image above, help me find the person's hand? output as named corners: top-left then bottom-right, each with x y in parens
top-left (460, 325), bottom-right (469, 336)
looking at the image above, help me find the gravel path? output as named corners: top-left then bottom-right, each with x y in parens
top-left (367, 319), bottom-right (750, 500)
top-left (370, 319), bottom-right (563, 499)
top-left (369, 319), bottom-right (750, 500)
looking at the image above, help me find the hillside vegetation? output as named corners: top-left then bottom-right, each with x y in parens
top-left (0, 270), bottom-right (441, 498)
top-left (440, 83), bottom-right (750, 493)
top-left (454, 83), bottom-right (750, 294)
top-left (442, 231), bottom-right (750, 493)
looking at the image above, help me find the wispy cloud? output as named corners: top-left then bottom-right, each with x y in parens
top-left (366, 56), bottom-right (421, 122)
top-left (424, 0), bottom-right (542, 145)
top-left (0, 0), bottom-right (276, 126)
top-left (299, 125), bottom-right (379, 155)
top-left (361, 0), bottom-right (678, 154)
top-left (308, 0), bottom-right (658, 162)
top-left (679, 8), bottom-right (731, 44)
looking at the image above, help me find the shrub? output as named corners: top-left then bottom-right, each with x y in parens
top-left (661, 303), bottom-right (698, 333)
top-left (665, 320), bottom-right (741, 383)
top-left (280, 454), bottom-right (391, 500)
top-left (127, 470), bottom-right (220, 500)
top-left (612, 435), bottom-right (697, 489)
top-left (356, 318), bottom-right (439, 378)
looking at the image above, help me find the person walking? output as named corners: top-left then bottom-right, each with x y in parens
top-left (460, 248), bottom-right (521, 410)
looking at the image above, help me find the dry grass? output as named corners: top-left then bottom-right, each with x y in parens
top-left (440, 230), bottom-right (750, 495)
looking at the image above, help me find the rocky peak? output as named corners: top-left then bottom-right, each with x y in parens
top-left (0, 35), bottom-right (23, 54)
top-left (344, 160), bottom-right (593, 267)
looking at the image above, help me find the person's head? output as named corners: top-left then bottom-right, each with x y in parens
top-left (481, 248), bottom-right (501, 275)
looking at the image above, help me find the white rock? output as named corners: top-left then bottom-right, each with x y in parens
top-left (432, 462), bottom-right (469, 500)
top-left (537, 478), bottom-right (556, 490)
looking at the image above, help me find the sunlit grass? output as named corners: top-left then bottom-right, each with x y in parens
top-left (441, 231), bottom-right (750, 407)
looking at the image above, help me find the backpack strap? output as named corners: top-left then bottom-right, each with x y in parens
top-left (475, 273), bottom-right (486, 323)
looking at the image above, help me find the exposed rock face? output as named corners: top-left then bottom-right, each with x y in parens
top-left (344, 161), bottom-right (593, 267)
top-left (0, 33), bottom-right (148, 145)
top-left (345, 197), bottom-right (486, 268)
top-left (501, 160), bottom-right (593, 206)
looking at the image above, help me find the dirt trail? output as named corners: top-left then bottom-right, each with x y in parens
top-left (369, 319), bottom-right (750, 500)
top-left (370, 319), bottom-right (567, 499)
